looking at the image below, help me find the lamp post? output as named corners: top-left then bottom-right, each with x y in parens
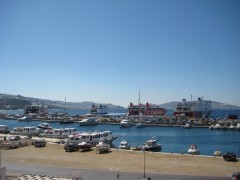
top-left (141, 146), bottom-right (145, 179)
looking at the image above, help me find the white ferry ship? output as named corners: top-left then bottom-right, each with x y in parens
top-left (173, 97), bottom-right (212, 118)
top-left (67, 131), bottom-right (117, 145)
top-left (90, 104), bottom-right (108, 115)
top-left (24, 104), bottom-right (48, 116)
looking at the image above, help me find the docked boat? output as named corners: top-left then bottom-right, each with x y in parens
top-left (67, 131), bottom-right (117, 145)
top-left (187, 144), bottom-right (200, 155)
top-left (119, 140), bottom-right (130, 150)
top-left (209, 123), bottom-right (227, 130)
top-left (174, 97), bottom-right (212, 118)
top-left (128, 102), bottom-right (166, 116)
top-left (182, 123), bottom-right (191, 129)
top-left (214, 150), bottom-right (222, 156)
top-left (236, 123), bottom-right (240, 131)
top-left (120, 119), bottom-right (132, 128)
top-left (142, 138), bottom-right (161, 151)
top-left (90, 104), bottom-right (108, 115)
top-left (96, 138), bottom-right (111, 152)
top-left (39, 128), bottom-right (78, 138)
top-left (136, 122), bottom-right (146, 128)
top-left (37, 122), bottom-right (53, 130)
top-left (59, 120), bottom-right (75, 124)
top-left (18, 116), bottom-right (32, 122)
top-left (0, 125), bottom-right (10, 134)
top-left (79, 117), bottom-right (98, 126)
top-left (10, 126), bottom-right (40, 136)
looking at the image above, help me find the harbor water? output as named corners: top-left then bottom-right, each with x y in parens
top-left (1, 111), bottom-right (240, 157)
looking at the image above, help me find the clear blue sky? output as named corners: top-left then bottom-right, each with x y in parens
top-left (0, 0), bottom-right (240, 107)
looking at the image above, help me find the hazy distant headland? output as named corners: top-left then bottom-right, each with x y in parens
top-left (0, 93), bottom-right (239, 111)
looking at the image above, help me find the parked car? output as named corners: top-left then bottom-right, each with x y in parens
top-left (34, 139), bottom-right (46, 147)
top-left (64, 143), bottom-right (80, 152)
top-left (231, 172), bottom-right (240, 180)
top-left (223, 152), bottom-right (237, 161)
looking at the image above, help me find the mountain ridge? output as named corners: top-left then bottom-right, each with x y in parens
top-left (0, 93), bottom-right (239, 111)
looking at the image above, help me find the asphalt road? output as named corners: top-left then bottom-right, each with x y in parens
top-left (3, 162), bottom-right (230, 180)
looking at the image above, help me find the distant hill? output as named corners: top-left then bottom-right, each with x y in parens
top-left (0, 93), bottom-right (239, 111)
top-left (159, 101), bottom-right (240, 110)
top-left (0, 93), bottom-right (126, 113)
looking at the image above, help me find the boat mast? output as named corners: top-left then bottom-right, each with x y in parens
top-left (65, 97), bottom-right (66, 113)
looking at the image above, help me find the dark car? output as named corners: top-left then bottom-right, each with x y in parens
top-left (223, 152), bottom-right (237, 161)
top-left (34, 139), bottom-right (46, 147)
top-left (64, 143), bottom-right (80, 152)
top-left (232, 172), bottom-right (240, 180)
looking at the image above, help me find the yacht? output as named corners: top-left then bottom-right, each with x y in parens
top-left (18, 116), bottom-right (32, 122)
top-left (120, 119), bottom-right (132, 128)
top-left (79, 117), bottom-right (98, 126)
top-left (187, 144), bottom-right (200, 155)
top-left (119, 140), bottom-right (130, 150)
top-left (142, 138), bottom-right (161, 151)
top-left (67, 131), bottom-right (117, 145)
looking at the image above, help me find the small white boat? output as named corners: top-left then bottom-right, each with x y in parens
top-left (182, 123), bottom-right (191, 128)
top-left (136, 122), bottom-right (146, 128)
top-left (187, 144), bottom-right (200, 155)
top-left (79, 117), bottom-right (98, 126)
top-left (214, 150), bottom-right (222, 156)
top-left (119, 140), bottom-right (130, 150)
top-left (96, 138), bottom-right (110, 152)
top-left (37, 122), bottom-right (53, 130)
top-left (120, 119), bottom-right (132, 128)
top-left (18, 116), bottom-right (32, 122)
top-left (142, 138), bottom-right (161, 151)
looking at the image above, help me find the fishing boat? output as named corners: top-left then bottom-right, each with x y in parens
top-left (79, 117), bottom-right (98, 126)
top-left (119, 140), bottom-right (130, 150)
top-left (96, 138), bottom-right (110, 152)
top-left (67, 131), bottom-right (117, 145)
top-left (187, 144), bottom-right (200, 155)
top-left (141, 138), bottom-right (161, 151)
top-left (174, 97), bottom-right (212, 118)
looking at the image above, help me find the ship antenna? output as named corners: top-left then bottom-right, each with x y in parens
top-left (138, 90), bottom-right (141, 105)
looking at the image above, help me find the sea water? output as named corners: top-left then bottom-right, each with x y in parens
top-left (1, 115), bottom-right (240, 156)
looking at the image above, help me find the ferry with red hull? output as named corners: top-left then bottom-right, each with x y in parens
top-left (128, 102), bottom-right (167, 116)
top-left (173, 97), bottom-right (212, 118)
